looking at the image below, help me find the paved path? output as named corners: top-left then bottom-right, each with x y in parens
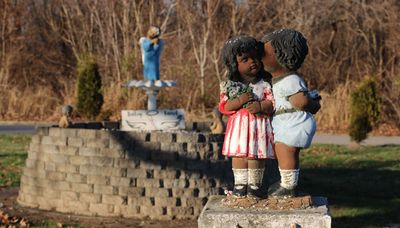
top-left (0, 124), bottom-right (399, 145)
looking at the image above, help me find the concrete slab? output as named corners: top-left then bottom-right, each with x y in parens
top-left (198, 195), bottom-right (331, 228)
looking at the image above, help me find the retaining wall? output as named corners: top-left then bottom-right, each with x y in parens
top-left (17, 127), bottom-right (230, 219)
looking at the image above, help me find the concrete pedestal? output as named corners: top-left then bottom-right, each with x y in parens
top-left (198, 196), bottom-right (331, 228)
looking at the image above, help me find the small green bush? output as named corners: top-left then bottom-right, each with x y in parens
top-left (76, 56), bottom-right (104, 120)
top-left (349, 76), bottom-right (381, 142)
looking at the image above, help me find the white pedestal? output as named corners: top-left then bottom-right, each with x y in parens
top-left (121, 109), bottom-right (185, 131)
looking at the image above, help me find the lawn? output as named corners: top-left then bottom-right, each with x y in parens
top-left (0, 134), bottom-right (399, 227)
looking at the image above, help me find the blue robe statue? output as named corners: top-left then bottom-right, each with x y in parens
top-left (139, 37), bottom-right (164, 81)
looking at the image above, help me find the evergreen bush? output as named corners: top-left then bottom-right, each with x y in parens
top-left (349, 76), bottom-right (381, 143)
top-left (76, 56), bottom-right (104, 120)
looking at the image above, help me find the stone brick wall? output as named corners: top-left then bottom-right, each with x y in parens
top-left (17, 127), bottom-right (231, 219)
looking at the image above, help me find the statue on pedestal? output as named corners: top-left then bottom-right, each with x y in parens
top-left (139, 26), bottom-right (164, 81)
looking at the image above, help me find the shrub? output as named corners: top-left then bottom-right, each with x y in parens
top-left (76, 56), bottom-right (104, 120)
top-left (349, 76), bottom-right (381, 143)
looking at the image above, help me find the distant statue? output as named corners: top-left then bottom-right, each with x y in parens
top-left (59, 105), bottom-right (73, 128)
top-left (139, 26), bottom-right (164, 81)
top-left (210, 107), bottom-right (225, 134)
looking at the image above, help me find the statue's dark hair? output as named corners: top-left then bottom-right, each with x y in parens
top-left (261, 29), bottom-right (308, 71)
top-left (222, 35), bottom-right (270, 82)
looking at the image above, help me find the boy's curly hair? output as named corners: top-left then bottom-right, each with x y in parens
top-left (222, 35), bottom-right (270, 82)
top-left (261, 29), bottom-right (308, 71)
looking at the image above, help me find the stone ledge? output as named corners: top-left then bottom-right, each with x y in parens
top-left (198, 195), bottom-right (331, 228)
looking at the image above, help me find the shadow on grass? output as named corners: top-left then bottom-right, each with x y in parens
top-left (300, 165), bottom-right (400, 227)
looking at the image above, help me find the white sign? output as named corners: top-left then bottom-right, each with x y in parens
top-left (121, 109), bottom-right (185, 131)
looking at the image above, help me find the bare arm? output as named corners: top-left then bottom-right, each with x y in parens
top-left (289, 92), bottom-right (321, 114)
top-left (246, 100), bottom-right (273, 114)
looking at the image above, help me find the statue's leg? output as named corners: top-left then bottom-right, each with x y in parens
top-left (248, 159), bottom-right (265, 199)
top-left (231, 157), bottom-right (248, 198)
top-left (269, 143), bottom-right (300, 198)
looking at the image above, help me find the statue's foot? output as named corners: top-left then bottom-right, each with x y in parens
top-left (267, 181), bottom-right (281, 195)
top-left (268, 185), bottom-right (297, 198)
top-left (247, 184), bottom-right (265, 199)
top-left (232, 184), bottom-right (247, 198)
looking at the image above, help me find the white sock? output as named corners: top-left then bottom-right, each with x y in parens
top-left (279, 168), bottom-right (299, 190)
top-left (248, 168), bottom-right (264, 190)
top-left (232, 168), bottom-right (248, 189)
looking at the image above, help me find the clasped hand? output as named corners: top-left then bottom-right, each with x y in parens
top-left (238, 92), bottom-right (261, 114)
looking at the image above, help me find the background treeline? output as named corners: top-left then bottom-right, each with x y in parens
top-left (1, 0), bottom-right (399, 132)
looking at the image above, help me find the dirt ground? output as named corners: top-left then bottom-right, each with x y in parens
top-left (0, 187), bottom-right (197, 228)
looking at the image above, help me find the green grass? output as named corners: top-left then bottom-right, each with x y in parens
top-left (0, 134), bottom-right (399, 227)
top-left (301, 144), bottom-right (400, 227)
top-left (0, 134), bottom-right (31, 187)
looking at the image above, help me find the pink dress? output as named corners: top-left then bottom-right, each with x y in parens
top-left (219, 79), bottom-right (275, 159)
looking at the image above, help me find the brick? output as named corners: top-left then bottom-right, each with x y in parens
top-left (56, 164), bottom-right (79, 173)
top-left (151, 150), bottom-right (178, 161)
top-left (110, 177), bottom-right (131, 187)
top-left (31, 135), bottom-right (42, 144)
top-left (29, 143), bottom-right (40, 153)
top-left (79, 193), bottom-right (101, 203)
top-left (118, 205), bottom-right (140, 218)
top-left (163, 179), bottom-right (189, 188)
top-left (86, 138), bottom-right (110, 148)
top-left (102, 195), bottom-right (127, 205)
top-left (145, 188), bottom-right (171, 197)
top-left (71, 183), bottom-right (93, 193)
top-left (58, 200), bottom-right (89, 213)
top-left (18, 193), bottom-right (39, 207)
top-left (187, 160), bottom-right (209, 171)
top-left (89, 157), bottom-right (114, 167)
top-left (118, 187), bottom-right (144, 196)
top-left (25, 159), bottom-right (44, 169)
top-left (87, 175), bottom-right (110, 185)
top-left (77, 129), bottom-right (97, 139)
top-left (128, 197), bottom-right (153, 207)
top-left (101, 148), bottom-right (125, 158)
top-left (69, 156), bottom-right (90, 165)
top-left (37, 196), bottom-right (60, 210)
top-left (188, 179), bottom-right (216, 188)
top-left (59, 145), bottom-right (79, 155)
top-left (47, 153), bottom-right (70, 164)
top-left (67, 137), bottom-right (84, 147)
top-left (198, 187), bottom-right (223, 197)
top-left (176, 132), bottom-right (197, 142)
top-left (79, 147), bottom-right (99, 157)
top-left (124, 131), bottom-right (150, 142)
top-left (126, 168), bottom-right (148, 178)
top-left (154, 197), bottom-right (180, 207)
top-left (167, 207), bottom-right (194, 218)
top-left (172, 188), bottom-right (199, 198)
top-left (93, 185), bottom-right (116, 195)
top-left (49, 127), bottom-right (61, 137)
top-left (89, 203), bottom-right (114, 216)
top-left (35, 127), bottom-right (49, 136)
top-left (150, 132), bottom-right (176, 143)
top-left (114, 158), bottom-right (139, 168)
top-left (51, 181), bottom-right (71, 191)
top-left (42, 188), bottom-right (61, 199)
top-left (60, 128), bottom-right (78, 137)
top-left (66, 173), bottom-right (87, 183)
top-left (47, 171), bottom-right (66, 181)
top-left (179, 170), bottom-right (202, 179)
top-left (60, 191), bottom-right (79, 201)
top-left (136, 178), bottom-right (162, 188)
top-left (140, 160), bottom-right (164, 170)
top-left (42, 136), bottom-right (67, 146)
top-left (20, 185), bottom-right (43, 196)
top-left (181, 197), bottom-right (205, 207)
top-left (41, 145), bottom-right (59, 154)
top-left (23, 168), bottom-right (46, 178)
top-left (140, 206), bottom-right (167, 216)
top-left (153, 170), bottom-right (180, 179)
top-left (80, 165), bottom-right (121, 176)
top-left (166, 160), bottom-right (187, 170)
